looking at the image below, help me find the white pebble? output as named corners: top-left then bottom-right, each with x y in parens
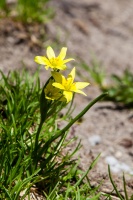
top-left (105, 156), bottom-right (118, 166)
top-left (105, 156), bottom-right (133, 174)
top-left (88, 135), bottom-right (101, 146)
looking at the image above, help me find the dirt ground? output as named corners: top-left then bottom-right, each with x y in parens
top-left (0, 0), bottom-right (133, 197)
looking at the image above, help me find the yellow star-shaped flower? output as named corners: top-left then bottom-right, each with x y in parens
top-left (34, 46), bottom-right (74, 71)
top-left (51, 67), bottom-right (90, 103)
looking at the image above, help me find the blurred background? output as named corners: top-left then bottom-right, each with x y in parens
top-left (0, 0), bottom-right (133, 76)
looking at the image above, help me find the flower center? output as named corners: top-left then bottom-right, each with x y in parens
top-left (64, 81), bottom-right (72, 91)
top-left (50, 58), bottom-right (61, 66)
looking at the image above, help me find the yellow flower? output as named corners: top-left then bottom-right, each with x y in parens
top-left (34, 46), bottom-right (74, 71)
top-left (44, 79), bottom-right (62, 101)
top-left (52, 67), bottom-right (90, 103)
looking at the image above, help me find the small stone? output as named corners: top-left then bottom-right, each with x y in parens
top-left (88, 135), bottom-right (101, 146)
top-left (120, 163), bottom-right (131, 172)
top-left (119, 138), bottom-right (133, 148)
top-left (105, 156), bottom-right (118, 166)
top-left (115, 151), bottom-right (122, 158)
top-left (105, 156), bottom-right (133, 174)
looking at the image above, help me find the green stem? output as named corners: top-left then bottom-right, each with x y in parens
top-left (33, 120), bottom-right (43, 167)
top-left (45, 92), bottom-right (108, 146)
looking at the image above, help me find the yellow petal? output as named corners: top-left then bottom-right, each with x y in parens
top-left (74, 89), bottom-right (87, 96)
top-left (58, 47), bottom-right (67, 60)
top-left (52, 83), bottom-right (65, 90)
top-left (56, 64), bottom-right (67, 70)
top-left (63, 91), bottom-right (73, 103)
top-left (68, 67), bottom-right (75, 81)
top-left (34, 56), bottom-right (50, 65)
top-left (47, 46), bottom-right (55, 59)
top-left (67, 77), bottom-right (73, 86)
top-left (63, 58), bottom-right (75, 64)
top-left (62, 75), bottom-right (67, 86)
top-left (45, 65), bottom-right (50, 70)
top-left (69, 83), bottom-right (77, 91)
top-left (75, 82), bottom-right (90, 89)
top-left (51, 71), bottom-right (62, 83)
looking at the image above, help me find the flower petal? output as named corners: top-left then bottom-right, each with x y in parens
top-left (34, 56), bottom-right (50, 65)
top-left (45, 65), bottom-right (50, 70)
top-left (52, 82), bottom-right (65, 90)
top-left (63, 91), bottom-right (73, 103)
top-left (56, 64), bottom-right (67, 70)
top-left (75, 82), bottom-right (90, 89)
top-left (68, 67), bottom-right (75, 81)
top-left (58, 47), bottom-right (67, 60)
top-left (67, 77), bottom-right (73, 86)
top-left (63, 58), bottom-right (75, 64)
top-left (51, 71), bottom-right (62, 83)
top-left (62, 76), bottom-right (67, 86)
top-left (69, 83), bottom-right (77, 91)
top-left (47, 46), bottom-right (55, 59)
top-left (74, 89), bottom-right (87, 96)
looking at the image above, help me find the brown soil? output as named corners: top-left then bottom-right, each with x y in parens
top-left (0, 0), bottom-right (133, 197)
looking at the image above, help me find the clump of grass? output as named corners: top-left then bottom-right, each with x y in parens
top-left (0, 0), bottom-right (9, 15)
top-left (0, 45), bottom-right (132, 199)
top-left (0, 0), bottom-right (53, 23)
top-left (107, 166), bottom-right (133, 200)
top-left (0, 44), bottom-right (108, 199)
top-left (16, 0), bottom-right (53, 23)
top-left (0, 69), bottom-right (104, 199)
top-left (81, 61), bottom-right (133, 108)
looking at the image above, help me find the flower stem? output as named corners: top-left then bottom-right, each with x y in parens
top-left (33, 120), bottom-right (43, 168)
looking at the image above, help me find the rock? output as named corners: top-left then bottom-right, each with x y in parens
top-left (105, 156), bottom-right (133, 174)
top-left (88, 135), bottom-right (101, 146)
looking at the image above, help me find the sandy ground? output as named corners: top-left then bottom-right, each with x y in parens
top-left (0, 0), bottom-right (133, 196)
